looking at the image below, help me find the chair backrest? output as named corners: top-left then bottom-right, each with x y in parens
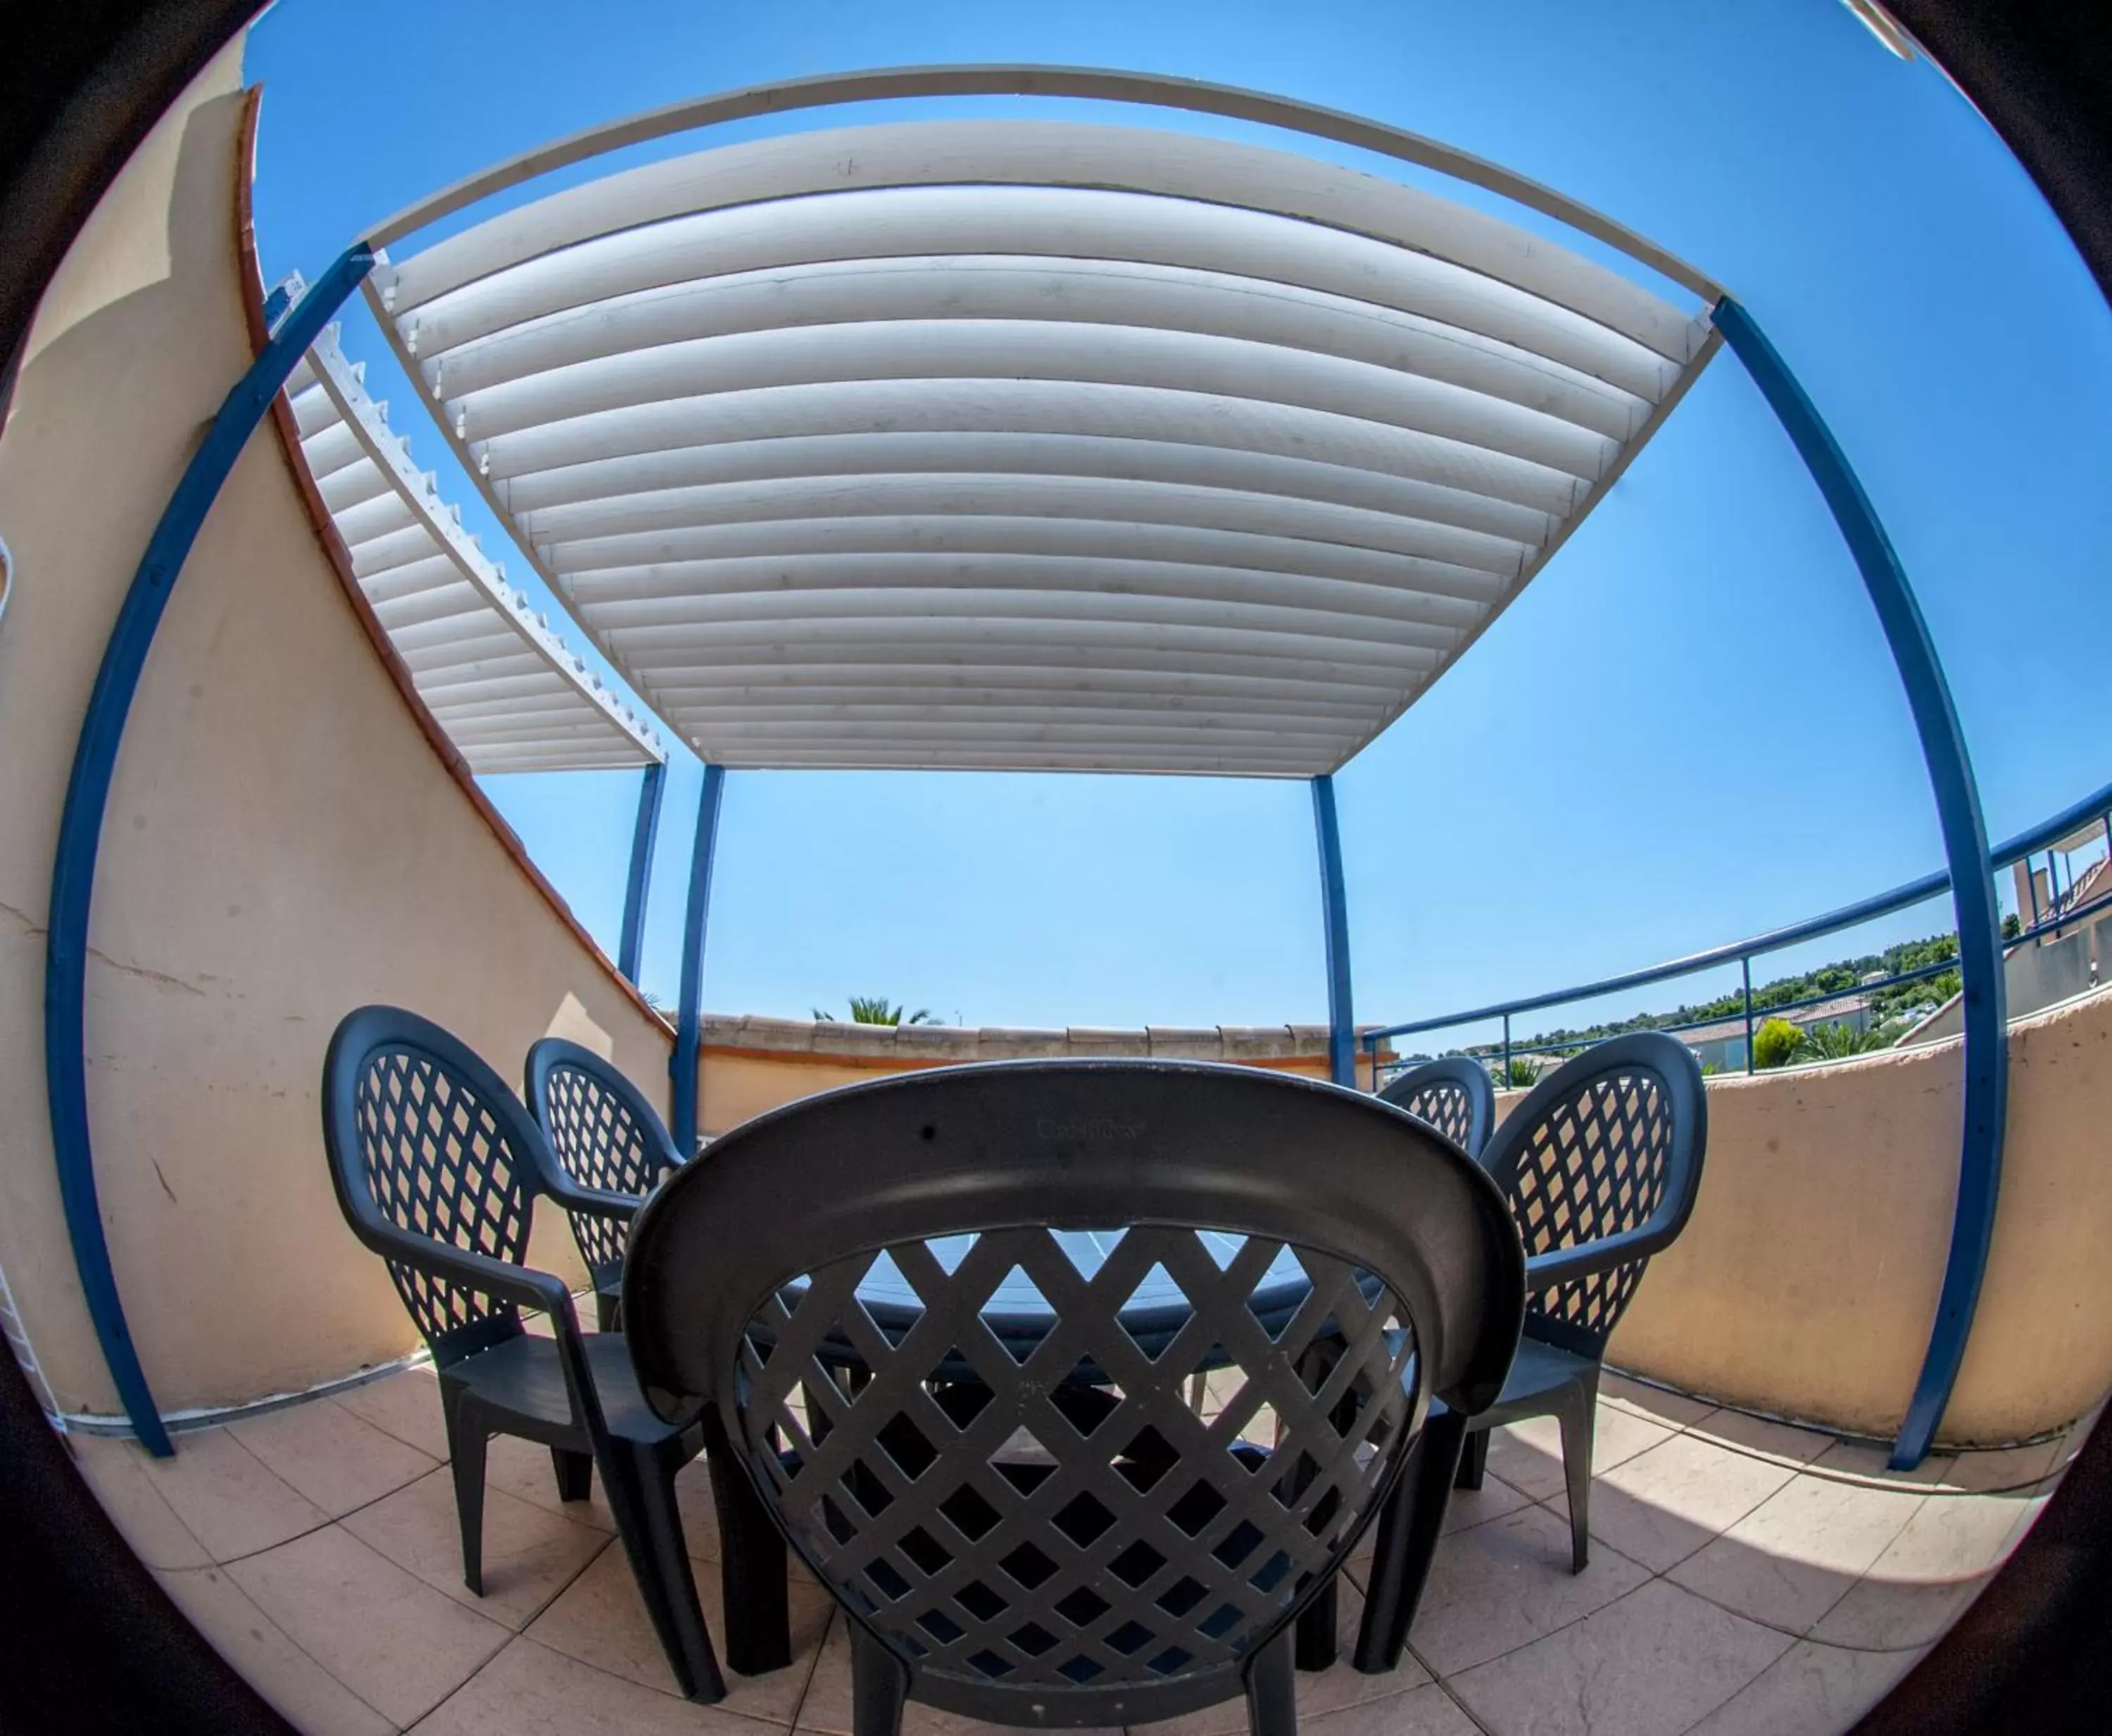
top-left (322, 1005), bottom-right (558, 1364)
top-left (524, 1037), bottom-right (682, 1284)
top-left (623, 1060), bottom-right (1523, 1729)
top-left (1480, 1033), bottom-right (1706, 1359)
top-left (1378, 1056), bottom-right (1496, 1155)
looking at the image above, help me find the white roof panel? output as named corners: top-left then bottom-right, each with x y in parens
top-left (284, 327), bottom-right (664, 774)
top-left (368, 119), bottom-right (1716, 776)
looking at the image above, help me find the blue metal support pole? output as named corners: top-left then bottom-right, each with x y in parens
top-left (1742, 958), bottom-right (1756, 1075)
top-left (670, 765), bottom-right (725, 1156)
top-left (1310, 775), bottom-right (1357, 1088)
top-left (616, 760), bottom-right (667, 984)
top-left (43, 244), bottom-right (376, 1455)
top-left (1714, 296), bottom-right (2007, 1469)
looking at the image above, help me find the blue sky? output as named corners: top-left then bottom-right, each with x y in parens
top-left (246, 0), bottom-right (2112, 1043)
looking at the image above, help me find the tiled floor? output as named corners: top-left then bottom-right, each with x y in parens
top-left (65, 1365), bottom-right (2079, 1736)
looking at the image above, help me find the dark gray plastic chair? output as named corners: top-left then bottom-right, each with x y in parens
top-left (320, 1006), bottom-right (730, 1700)
top-left (1378, 1056), bottom-right (1497, 1156)
top-left (524, 1037), bottom-right (684, 1332)
top-left (621, 1059), bottom-right (1524, 1736)
top-left (1353, 1032), bottom-right (1706, 1672)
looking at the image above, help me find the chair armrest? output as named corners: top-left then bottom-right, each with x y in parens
top-left (1523, 1212), bottom-right (1682, 1292)
top-left (539, 1169), bottom-right (643, 1225)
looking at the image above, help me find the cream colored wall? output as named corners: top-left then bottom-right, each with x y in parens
top-left (1597, 987), bottom-right (2112, 1445)
top-left (0, 51), bottom-right (672, 1415)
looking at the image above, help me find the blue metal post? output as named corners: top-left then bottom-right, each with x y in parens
top-left (616, 760), bottom-right (666, 984)
top-left (1742, 958), bottom-right (1756, 1074)
top-left (44, 244), bottom-right (376, 1455)
top-left (670, 765), bottom-right (725, 1155)
top-left (1714, 296), bottom-right (2007, 1468)
top-left (1310, 776), bottom-right (1357, 1088)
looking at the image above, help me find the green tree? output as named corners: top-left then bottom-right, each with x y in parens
top-left (1752, 1017), bottom-right (1802, 1070)
top-left (814, 996), bottom-right (936, 1026)
top-left (1792, 1020), bottom-right (1892, 1062)
top-left (1500, 1056), bottom-right (1542, 1088)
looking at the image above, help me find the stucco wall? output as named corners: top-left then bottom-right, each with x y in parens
top-left (695, 1016), bottom-right (1378, 1136)
top-left (0, 53), bottom-right (672, 1416)
top-left (1601, 986), bottom-right (2112, 1445)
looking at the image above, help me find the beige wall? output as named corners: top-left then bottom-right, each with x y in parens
top-left (1598, 986), bottom-right (2112, 1445)
top-left (694, 1014), bottom-right (1376, 1135)
top-left (0, 50), bottom-right (672, 1415)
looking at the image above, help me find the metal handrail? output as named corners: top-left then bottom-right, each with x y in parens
top-left (1363, 777), bottom-right (2112, 1068)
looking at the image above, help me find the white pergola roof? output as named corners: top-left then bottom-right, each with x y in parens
top-left (287, 326), bottom-right (665, 773)
top-left (367, 114), bottom-right (1718, 776)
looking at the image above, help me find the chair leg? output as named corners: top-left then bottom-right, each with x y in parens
top-left (439, 1387), bottom-right (488, 1597)
top-left (594, 1288), bottom-right (622, 1333)
top-left (1557, 1371), bottom-right (1598, 1574)
top-left (1352, 1407), bottom-right (1468, 1675)
top-left (850, 1620), bottom-right (910, 1736)
top-left (551, 1446), bottom-right (593, 1504)
top-left (706, 1437), bottom-right (791, 1675)
top-left (1244, 1626), bottom-right (1297, 1736)
top-left (598, 1437), bottom-right (726, 1703)
top-left (1293, 1577), bottom-right (1336, 1671)
top-left (1453, 1427), bottom-right (1488, 1491)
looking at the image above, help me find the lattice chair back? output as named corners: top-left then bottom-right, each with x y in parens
top-left (624, 1061), bottom-right (1523, 1731)
top-left (526, 1038), bottom-right (683, 1288)
top-left (1378, 1057), bottom-right (1496, 1155)
top-left (1480, 1033), bottom-right (1706, 1360)
top-left (323, 1006), bottom-right (566, 1366)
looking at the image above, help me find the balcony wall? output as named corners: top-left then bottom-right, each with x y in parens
top-left (1594, 983), bottom-right (2112, 1445)
top-left (0, 47), bottom-right (669, 1416)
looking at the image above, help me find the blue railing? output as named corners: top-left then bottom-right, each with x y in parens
top-left (1363, 776), bottom-right (2112, 1080)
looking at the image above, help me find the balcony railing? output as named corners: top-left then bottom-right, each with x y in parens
top-left (1364, 777), bottom-right (2112, 1081)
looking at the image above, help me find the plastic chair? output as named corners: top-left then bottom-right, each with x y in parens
top-left (1353, 1032), bottom-right (1706, 1672)
top-left (1378, 1056), bottom-right (1497, 1156)
top-left (621, 1059), bottom-right (1524, 1736)
top-left (320, 1006), bottom-right (731, 1701)
top-left (524, 1038), bottom-right (684, 1331)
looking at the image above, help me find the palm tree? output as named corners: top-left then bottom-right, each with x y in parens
top-left (1792, 1019), bottom-right (1896, 1062)
top-left (814, 995), bottom-right (937, 1026)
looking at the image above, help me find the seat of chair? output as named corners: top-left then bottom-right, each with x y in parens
top-left (448, 1331), bottom-right (689, 1444)
top-left (1432, 1337), bottom-right (1595, 1428)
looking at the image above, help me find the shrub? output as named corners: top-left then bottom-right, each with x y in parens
top-left (1752, 1017), bottom-right (1802, 1070)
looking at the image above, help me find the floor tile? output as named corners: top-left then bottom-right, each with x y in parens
top-left (1447, 1578), bottom-right (1793, 1736)
top-left (1405, 1502), bottom-right (1650, 1678)
top-left (485, 1433), bottom-right (618, 1530)
top-left (1482, 1404), bottom-right (1673, 1502)
top-left (410, 1635), bottom-right (781, 1735)
top-left (1599, 1369), bottom-right (1720, 1430)
top-left (796, 1614), bottom-right (1119, 1736)
top-left (1937, 1436), bottom-right (2068, 1493)
top-left (1133, 1578), bottom-right (1428, 1736)
top-left (1300, 1682), bottom-right (1482, 1736)
top-left (132, 1426), bottom-right (329, 1562)
top-left (334, 1366), bottom-right (452, 1461)
top-left (1441, 1469), bottom-right (1532, 1537)
top-left (1808, 1439), bottom-right (1959, 1490)
top-left (342, 1465), bottom-right (609, 1629)
top-left (66, 1433), bottom-right (213, 1570)
top-left (231, 1395), bottom-right (441, 1518)
top-left (1685, 1637), bottom-right (1921, 1735)
top-left (1588, 1433), bottom-right (1799, 1573)
top-left (1807, 1495), bottom-right (2021, 1651)
top-left (1686, 1409), bottom-right (1836, 1467)
top-left (228, 1522), bottom-right (511, 1725)
top-left (527, 1532), bottom-right (831, 1718)
top-left (1670, 1476), bottom-right (1926, 1635)
top-left (156, 1564), bottom-right (395, 1736)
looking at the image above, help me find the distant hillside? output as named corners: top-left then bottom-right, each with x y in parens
top-left (1496, 931), bottom-right (1966, 1055)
